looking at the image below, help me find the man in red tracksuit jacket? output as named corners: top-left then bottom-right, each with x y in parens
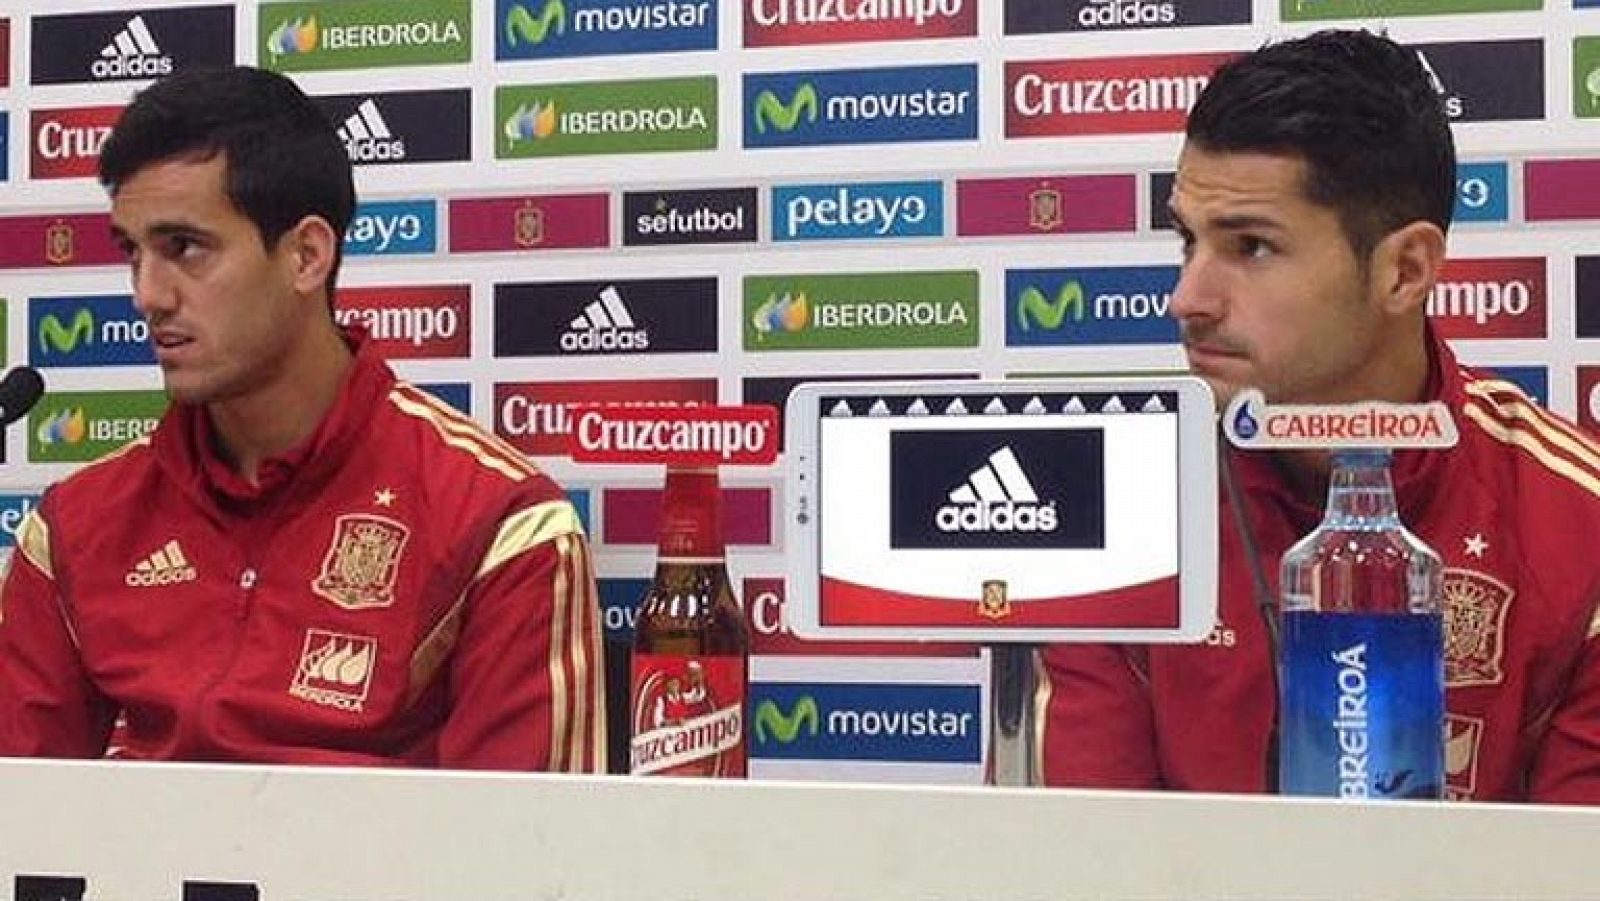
top-left (0, 67), bottom-right (606, 770)
top-left (1037, 31), bottom-right (1600, 803)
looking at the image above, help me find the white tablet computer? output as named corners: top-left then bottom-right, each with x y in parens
top-left (784, 377), bottom-right (1217, 643)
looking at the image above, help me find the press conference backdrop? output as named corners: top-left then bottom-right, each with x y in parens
top-left (0, 0), bottom-right (1596, 787)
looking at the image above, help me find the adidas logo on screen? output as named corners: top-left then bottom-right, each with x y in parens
top-left (562, 285), bottom-right (649, 352)
top-left (935, 446), bottom-right (1060, 533)
top-left (93, 15), bottom-right (172, 79)
top-left (338, 100), bottom-right (406, 162)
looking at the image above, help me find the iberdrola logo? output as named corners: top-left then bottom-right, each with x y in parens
top-left (505, 0), bottom-right (567, 47)
top-left (266, 16), bottom-right (319, 58)
top-left (37, 408), bottom-right (87, 446)
top-left (751, 292), bottom-right (809, 338)
top-left (503, 101), bottom-right (559, 149)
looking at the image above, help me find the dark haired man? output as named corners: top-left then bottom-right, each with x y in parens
top-left (0, 67), bottom-right (607, 770)
top-left (1037, 30), bottom-right (1600, 802)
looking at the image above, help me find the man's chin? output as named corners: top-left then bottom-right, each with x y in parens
top-left (1193, 373), bottom-right (1241, 413)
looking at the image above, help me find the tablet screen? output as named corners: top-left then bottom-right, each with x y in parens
top-left (790, 380), bottom-right (1215, 642)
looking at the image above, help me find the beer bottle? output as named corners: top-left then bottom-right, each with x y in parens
top-left (628, 465), bottom-right (748, 777)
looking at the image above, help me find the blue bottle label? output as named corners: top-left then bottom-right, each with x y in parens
top-left (1279, 611), bottom-right (1443, 799)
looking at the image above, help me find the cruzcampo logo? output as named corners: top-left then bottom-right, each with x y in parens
top-left (1016, 281), bottom-right (1086, 332)
top-left (753, 696), bottom-right (820, 745)
top-left (259, 0), bottom-right (470, 72)
top-left (753, 84), bottom-right (819, 134)
top-left (29, 390), bottom-right (167, 463)
top-left (1577, 37), bottom-right (1600, 118)
top-left (496, 77), bottom-right (717, 158)
top-left (1282, 0), bottom-right (1537, 19)
top-left (743, 270), bottom-right (978, 351)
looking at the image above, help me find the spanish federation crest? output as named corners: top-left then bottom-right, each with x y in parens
top-left (1442, 568), bottom-right (1512, 687)
top-left (979, 579), bottom-right (1011, 619)
top-left (45, 220), bottom-right (75, 265)
top-left (515, 202), bottom-right (545, 248)
top-left (312, 514), bottom-right (410, 610)
top-left (1028, 186), bottom-right (1062, 232)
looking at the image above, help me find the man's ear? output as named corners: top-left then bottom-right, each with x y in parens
top-left (282, 214), bottom-right (338, 297)
top-left (1369, 220), bottom-right (1447, 317)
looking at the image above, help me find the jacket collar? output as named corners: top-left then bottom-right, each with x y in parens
top-left (152, 328), bottom-right (395, 513)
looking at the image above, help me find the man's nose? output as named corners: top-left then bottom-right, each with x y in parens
top-left (129, 257), bottom-right (176, 317)
top-left (1168, 251), bottom-right (1225, 325)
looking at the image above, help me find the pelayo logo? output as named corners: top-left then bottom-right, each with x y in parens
top-left (748, 682), bottom-right (981, 763)
top-left (498, 0), bottom-right (716, 60)
top-left (889, 429), bottom-right (1106, 550)
top-left (743, 270), bottom-right (978, 351)
top-left (772, 180), bottom-right (943, 241)
top-left (1283, 0), bottom-right (1537, 20)
top-left (1006, 266), bottom-right (1180, 346)
top-left (744, 64), bottom-right (977, 148)
top-left (29, 390), bottom-right (168, 463)
top-left (343, 199), bottom-right (437, 256)
top-left (259, 0), bottom-right (470, 71)
top-left (498, 76), bottom-right (717, 158)
top-left (30, 7), bottom-right (235, 85)
top-left (30, 294), bottom-right (155, 368)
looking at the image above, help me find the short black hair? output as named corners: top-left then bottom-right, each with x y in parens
top-left (1185, 29), bottom-right (1456, 257)
top-left (98, 66), bottom-right (354, 296)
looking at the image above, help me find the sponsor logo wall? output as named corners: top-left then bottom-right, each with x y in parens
top-left (0, 0), bottom-right (1594, 785)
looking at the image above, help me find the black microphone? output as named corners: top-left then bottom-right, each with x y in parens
top-left (0, 367), bottom-right (46, 428)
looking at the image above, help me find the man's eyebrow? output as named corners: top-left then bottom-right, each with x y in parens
top-left (1210, 213), bottom-right (1288, 232)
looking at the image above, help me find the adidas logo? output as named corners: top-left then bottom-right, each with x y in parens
top-left (936, 446), bottom-right (1060, 533)
top-left (124, 539), bottom-right (198, 587)
top-left (338, 99), bottom-right (407, 163)
top-left (560, 285), bottom-right (649, 352)
top-left (93, 15), bottom-right (173, 80)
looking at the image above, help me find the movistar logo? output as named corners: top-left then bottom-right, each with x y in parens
top-left (753, 84), bottom-right (819, 134)
top-left (753, 696), bottom-right (820, 744)
top-left (1016, 281), bottom-right (1085, 332)
top-left (39, 308), bottom-right (95, 354)
top-left (505, 0), bottom-right (566, 46)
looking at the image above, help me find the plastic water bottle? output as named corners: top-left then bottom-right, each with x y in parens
top-left (1278, 448), bottom-right (1444, 800)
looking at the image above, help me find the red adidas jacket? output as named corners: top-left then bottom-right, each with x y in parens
top-left (1038, 336), bottom-right (1600, 802)
top-left (0, 335), bottom-right (606, 770)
